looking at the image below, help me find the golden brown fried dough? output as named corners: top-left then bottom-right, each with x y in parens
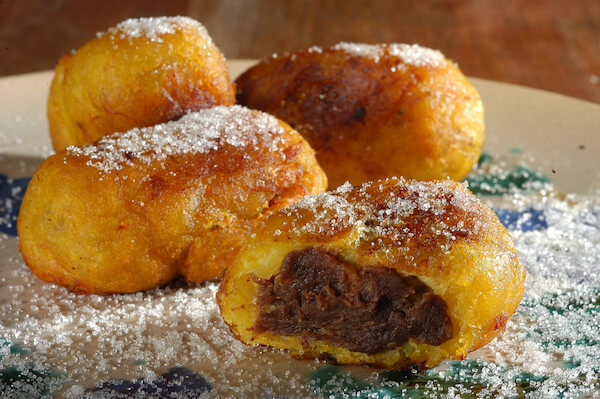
top-left (48, 16), bottom-right (235, 152)
top-left (18, 106), bottom-right (327, 294)
top-left (236, 43), bottom-right (485, 188)
top-left (218, 178), bottom-right (525, 369)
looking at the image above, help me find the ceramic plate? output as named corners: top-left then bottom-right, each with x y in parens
top-left (1, 61), bottom-right (599, 398)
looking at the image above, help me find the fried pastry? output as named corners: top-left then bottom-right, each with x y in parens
top-left (236, 43), bottom-right (485, 188)
top-left (48, 16), bottom-right (235, 152)
top-left (218, 178), bottom-right (525, 369)
top-left (18, 106), bottom-right (327, 294)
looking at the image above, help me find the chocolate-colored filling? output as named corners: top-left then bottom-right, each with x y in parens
top-left (254, 247), bottom-right (453, 354)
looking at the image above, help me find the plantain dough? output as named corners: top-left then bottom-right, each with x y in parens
top-left (18, 106), bottom-right (327, 294)
top-left (218, 178), bottom-right (525, 369)
top-left (236, 43), bottom-right (485, 188)
top-left (48, 16), bottom-right (235, 152)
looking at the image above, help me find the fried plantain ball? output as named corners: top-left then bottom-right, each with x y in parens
top-left (48, 16), bottom-right (235, 152)
top-left (218, 178), bottom-right (525, 369)
top-left (236, 43), bottom-right (485, 188)
top-left (18, 106), bottom-right (327, 295)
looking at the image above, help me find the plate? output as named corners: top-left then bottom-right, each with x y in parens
top-left (1, 61), bottom-right (599, 398)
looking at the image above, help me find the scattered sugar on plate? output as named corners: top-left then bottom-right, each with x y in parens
top-left (453, 194), bottom-right (600, 398)
top-left (1, 152), bottom-right (599, 397)
top-left (0, 250), bottom-right (319, 397)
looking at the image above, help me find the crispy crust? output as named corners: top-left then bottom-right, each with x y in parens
top-left (48, 17), bottom-right (235, 152)
top-left (218, 178), bottom-right (525, 369)
top-left (18, 106), bottom-right (327, 294)
top-left (236, 44), bottom-right (485, 188)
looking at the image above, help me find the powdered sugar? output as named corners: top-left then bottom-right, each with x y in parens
top-left (387, 43), bottom-right (446, 68)
top-left (2, 182), bottom-right (600, 397)
top-left (278, 178), bottom-right (486, 263)
top-left (66, 106), bottom-right (287, 174)
top-left (461, 195), bottom-right (600, 398)
top-left (97, 16), bottom-right (210, 45)
top-left (332, 42), bottom-right (446, 68)
top-left (282, 188), bottom-right (359, 238)
top-left (0, 250), bottom-right (318, 397)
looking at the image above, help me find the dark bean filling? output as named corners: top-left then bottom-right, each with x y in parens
top-left (253, 247), bottom-right (453, 354)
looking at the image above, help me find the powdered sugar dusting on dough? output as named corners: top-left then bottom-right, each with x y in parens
top-left (332, 42), bottom-right (446, 68)
top-left (98, 16), bottom-right (211, 44)
top-left (332, 42), bottom-right (386, 62)
top-left (387, 43), bottom-right (446, 67)
top-left (67, 105), bottom-right (287, 173)
top-left (278, 178), bottom-right (488, 261)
